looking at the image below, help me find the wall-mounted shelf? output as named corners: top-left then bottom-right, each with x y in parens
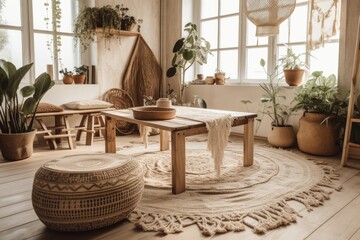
top-left (95, 28), bottom-right (140, 37)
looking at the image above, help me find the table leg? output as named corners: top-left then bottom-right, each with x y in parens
top-left (76, 115), bottom-right (87, 141)
top-left (85, 115), bottom-right (95, 146)
top-left (160, 130), bottom-right (169, 151)
top-left (243, 118), bottom-right (254, 167)
top-left (105, 116), bottom-right (116, 153)
top-left (171, 131), bottom-right (186, 194)
top-left (55, 116), bottom-right (62, 144)
top-left (63, 116), bottom-right (76, 149)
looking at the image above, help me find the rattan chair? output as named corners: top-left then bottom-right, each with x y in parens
top-left (103, 88), bottom-right (137, 135)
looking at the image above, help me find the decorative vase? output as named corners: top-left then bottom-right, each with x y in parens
top-left (284, 69), bottom-right (304, 86)
top-left (297, 112), bottom-right (339, 156)
top-left (156, 98), bottom-right (172, 108)
top-left (73, 75), bottom-right (86, 84)
top-left (0, 130), bottom-right (37, 160)
top-left (62, 75), bottom-right (73, 84)
top-left (215, 73), bottom-right (225, 85)
top-left (268, 125), bottom-right (296, 148)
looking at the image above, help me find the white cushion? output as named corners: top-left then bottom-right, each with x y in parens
top-left (62, 100), bottom-right (113, 110)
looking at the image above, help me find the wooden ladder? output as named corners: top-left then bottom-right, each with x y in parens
top-left (341, 16), bottom-right (360, 167)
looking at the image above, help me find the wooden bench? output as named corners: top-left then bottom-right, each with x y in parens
top-left (33, 108), bottom-right (114, 149)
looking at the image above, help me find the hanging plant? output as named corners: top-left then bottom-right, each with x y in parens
top-left (74, 5), bottom-right (121, 52)
top-left (117, 4), bottom-right (142, 31)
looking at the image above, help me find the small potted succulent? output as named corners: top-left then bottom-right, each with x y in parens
top-left (59, 68), bottom-right (73, 84)
top-left (73, 65), bottom-right (88, 84)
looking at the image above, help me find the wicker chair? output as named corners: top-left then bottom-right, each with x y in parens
top-left (103, 88), bottom-right (137, 135)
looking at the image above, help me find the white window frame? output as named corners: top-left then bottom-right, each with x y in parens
top-left (0, 0), bottom-right (80, 82)
top-left (194, 0), bottom-right (340, 85)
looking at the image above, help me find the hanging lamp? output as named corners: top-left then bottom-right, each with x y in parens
top-left (245, 0), bottom-right (296, 37)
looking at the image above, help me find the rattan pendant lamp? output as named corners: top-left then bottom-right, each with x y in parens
top-left (245, 0), bottom-right (296, 36)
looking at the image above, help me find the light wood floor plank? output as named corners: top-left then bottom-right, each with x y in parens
top-left (350, 228), bottom-right (360, 240)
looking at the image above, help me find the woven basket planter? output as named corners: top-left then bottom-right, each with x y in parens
top-left (32, 154), bottom-right (144, 232)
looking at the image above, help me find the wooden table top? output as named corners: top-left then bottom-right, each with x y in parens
top-left (102, 107), bottom-right (257, 132)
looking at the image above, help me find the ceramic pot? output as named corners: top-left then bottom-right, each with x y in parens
top-left (0, 130), bottom-right (37, 160)
top-left (284, 69), bottom-right (304, 86)
top-left (297, 112), bottom-right (339, 156)
top-left (268, 125), bottom-right (296, 148)
top-left (156, 98), bottom-right (172, 108)
top-left (62, 75), bottom-right (73, 84)
top-left (73, 75), bottom-right (86, 84)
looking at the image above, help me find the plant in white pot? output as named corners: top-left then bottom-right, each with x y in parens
top-left (292, 71), bottom-right (345, 156)
top-left (278, 46), bottom-right (310, 86)
top-left (166, 22), bottom-right (211, 105)
top-left (258, 59), bottom-right (296, 148)
top-left (0, 60), bottom-right (55, 160)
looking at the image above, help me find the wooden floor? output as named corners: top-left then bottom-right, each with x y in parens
top-left (0, 134), bottom-right (360, 240)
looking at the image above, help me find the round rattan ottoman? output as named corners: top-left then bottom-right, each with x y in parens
top-left (32, 153), bottom-right (144, 232)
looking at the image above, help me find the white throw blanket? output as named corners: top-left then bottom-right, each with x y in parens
top-left (176, 107), bottom-right (233, 177)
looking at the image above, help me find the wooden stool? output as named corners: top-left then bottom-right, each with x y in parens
top-left (75, 113), bottom-right (106, 145)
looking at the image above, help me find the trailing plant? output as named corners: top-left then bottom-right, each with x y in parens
top-left (74, 5), bottom-right (121, 52)
top-left (0, 60), bottom-right (55, 133)
top-left (166, 22), bottom-right (211, 104)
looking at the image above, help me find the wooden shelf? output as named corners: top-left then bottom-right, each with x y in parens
top-left (95, 28), bottom-right (140, 37)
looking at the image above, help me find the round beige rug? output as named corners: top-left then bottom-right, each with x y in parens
top-left (128, 145), bottom-right (341, 236)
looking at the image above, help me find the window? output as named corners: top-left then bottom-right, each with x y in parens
top-left (0, 0), bottom-right (80, 82)
top-left (195, 0), bottom-right (340, 84)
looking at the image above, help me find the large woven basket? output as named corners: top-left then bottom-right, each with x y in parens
top-left (32, 154), bottom-right (144, 232)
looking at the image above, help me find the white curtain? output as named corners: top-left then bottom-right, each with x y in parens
top-left (308, 0), bottom-right (341, 50)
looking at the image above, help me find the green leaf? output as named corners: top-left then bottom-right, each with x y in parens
top-left (183, 50), bottom-right (194, 61)
top-left (7, 63), bottom-right (33, 99)
top-left (22, 97), bottom-right (37, 115)
top-left (172, 38), bottom-right (184, 53)
top-left (33, 73), bottom-right (54, 101)
top-left (260, 58), bottom-right (266, 67)
top-left (166, 67), bottom-right (177, 78)
top-left (20, 85), bottom-right (35, 98)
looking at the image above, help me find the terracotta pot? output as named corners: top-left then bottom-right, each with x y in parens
top-left (267, 125), bottom-right (296, 148)
top-left (297, 112), bottom-right (339, 156)
top-left (284, 69), bottom-right (305, 86)
top-left (73, 75), bottom-right (86, 84)
top-left (62, 75), bottom-right (73, 84)
top-left (0, 130), bottom-right (37, 160)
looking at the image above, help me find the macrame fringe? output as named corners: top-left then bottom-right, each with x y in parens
top-left (128, 164), bottom-right (341, 236)
top-left (205, 114), bottom-right (233, 177)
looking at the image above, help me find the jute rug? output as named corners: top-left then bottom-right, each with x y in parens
top-left (127, 143), bottom-right (341, 236)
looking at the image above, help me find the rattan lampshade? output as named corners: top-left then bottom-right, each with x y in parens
top-left (245, 0), bottom-right (296, 37)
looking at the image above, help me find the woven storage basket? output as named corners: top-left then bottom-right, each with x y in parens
top-left (32, 154), bottom-right (144, 232)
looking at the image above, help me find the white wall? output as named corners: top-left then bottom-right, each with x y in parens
top-left (184, 85), bottom-right (300, 137)
top-left (96, 0), bottom-right (161, 97)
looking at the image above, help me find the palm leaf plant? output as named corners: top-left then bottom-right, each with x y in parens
top-left (0, 60), bottom-right (55, 133)
top-left (166, 22), bottom-right (211, 104)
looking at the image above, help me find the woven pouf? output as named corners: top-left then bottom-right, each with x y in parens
top-left (32, 153), bottom-right (144, 232)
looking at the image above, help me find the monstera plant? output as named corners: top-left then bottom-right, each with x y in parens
top-left (166, 22), bottom-right (211, 104)
top-left (0, 59), bottom-right (55, 160)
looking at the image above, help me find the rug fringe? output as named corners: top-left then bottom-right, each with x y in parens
top-left (128, 162), bottom-right (342, 236)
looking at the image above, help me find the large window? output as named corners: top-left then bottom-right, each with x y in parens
top-left (196, 0), bottom-right (340, 84)
top-left (0, 0), bottom-right (80, 82)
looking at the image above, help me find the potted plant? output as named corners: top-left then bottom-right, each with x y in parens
top-left (59, 68), bottom-right (73, 84)
top-left (278, 46), bottom-right (309, 86)
top-left (166, 22), bottom-right (211, 105)
top-left (0, 59), bottom-right (55, 160)
top-left (259, 59), bottom-right (296, 147)
top-left (73, 65), bottom-right (88, 84)
top-left (74, 5), bottom-right (121, 52)
top-left (118, 4), bottom-right (142, 31)
top-left (292, 71), bottom-right (345, 156)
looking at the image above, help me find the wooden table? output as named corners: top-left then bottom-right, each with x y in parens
top-left (102, 107), bottom-right (257, 194)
